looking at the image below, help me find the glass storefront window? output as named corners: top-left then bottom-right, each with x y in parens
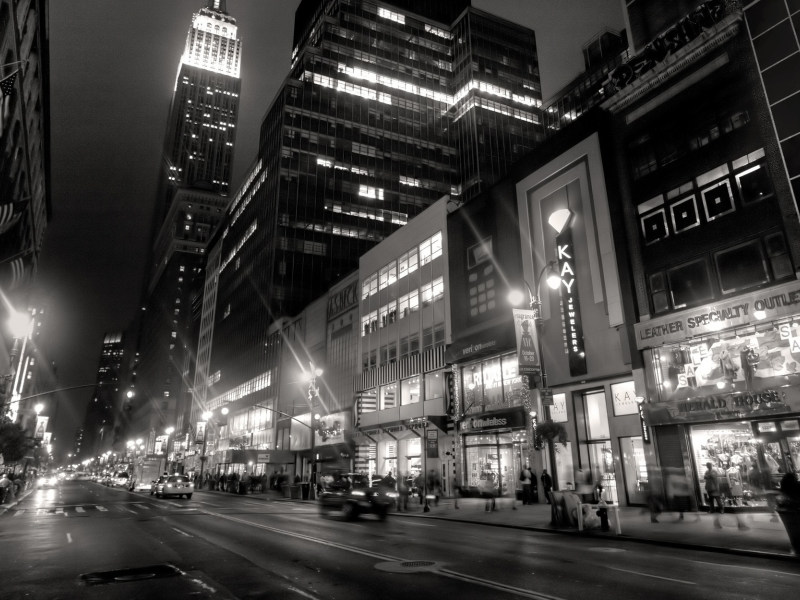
top-left (584, 391), bottom-right (610, 439)
top-left (501, 356), bottom-right (526, 407)
top-left (462, 364), bottom-right (484, 414)
top-left (381, 383), bottom-right (397, 410)
top-left (651, 327), bottom-right (800, 402)
top-left (620, 436), bottom-right (648, 505)
top-left (483, 357), bottom-right (504, 408)
top-left (588, 441), bottom-right (618, 503)
top-left (424, 371), bottom-right (444, 405)
top-left (689, 422), bottom-right (769, 508)
top-left (400, 377), bottom-right (420, 405)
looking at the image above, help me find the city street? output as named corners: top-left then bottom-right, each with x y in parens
top-left (2, 481), bottom-right (799, 600)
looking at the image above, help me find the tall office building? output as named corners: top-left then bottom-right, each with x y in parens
top-left (197, 0), bottom-right (544, 452)
top-left (130, 1), bottom-right (242, 449)
top-left (153, 0), bottom-right (241, 225)
top-left (79, 332), bottom-right (124, 460)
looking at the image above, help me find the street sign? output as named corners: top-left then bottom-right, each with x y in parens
top-left (541, 388), bottom-right (554, 406)
top-left (426, 429), bottom-right (438, 458)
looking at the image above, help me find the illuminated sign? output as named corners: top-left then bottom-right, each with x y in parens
top-left (195, 421), bottom-right (207, 443)
top-left (459, 407), bottom-right (526, 432)
top-left (327, 280), bottom-right (359, 320)
top-left (555, 230), bottom-right (587, 376)
top-left (512, 308), bottom-right (540, 374)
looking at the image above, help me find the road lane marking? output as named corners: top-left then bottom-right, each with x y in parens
top-left (135, 504), bottom-right (150, 509)
top-left (66, 533), bottom-right (72, 544)
top-left (398, 521), bottom-right (435, 527)
top-left (607, 567), bottom-right (695, 585)
top-left (172, 527), bottom-right (192, 537)
top-left (95, 506), bottom-right (108, 512)
top-left (676, 558), bottom-right (800, 578)
top-left (14, 510), bottom-right (23, 516)
top-left (76, 507), bottom-right (85, 513)
top-left (118, 506), bottom-right (137, 514)
top-left (286, 586), bottom-right (322, 600)
top-left (203, 510), bottom-right (566, 600)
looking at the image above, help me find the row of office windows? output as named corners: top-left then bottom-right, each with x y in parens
top-left (361, 369), bottom-right (447, 412)
top-left (362, 322), bottom-right (445, 370)
top-left (362, 231), bottom-right (443, 298)
top-left (361, 276), bottom-right (443, 335)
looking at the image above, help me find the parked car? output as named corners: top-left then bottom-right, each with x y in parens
top-left (155, 475), bottom-right (194, 499)
top-left (318, 473), bottom-right (393, 520)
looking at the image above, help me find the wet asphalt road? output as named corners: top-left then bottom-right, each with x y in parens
top-left (1, 481), bottom-right (799, 600)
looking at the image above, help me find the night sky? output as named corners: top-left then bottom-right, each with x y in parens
top-left (36, 0), bottom-right (623, 460)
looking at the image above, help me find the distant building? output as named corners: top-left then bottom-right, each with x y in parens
top-left (130, 1), bottom-right (242, 455)
top-left (79, 332), bottom-right (124, 460)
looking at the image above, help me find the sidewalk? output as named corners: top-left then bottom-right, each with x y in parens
top-left (195, 488), bottom-right (797, 560)
top-left (0, 485), bottom-right (35, 515)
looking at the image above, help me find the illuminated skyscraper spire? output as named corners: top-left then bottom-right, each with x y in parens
top-left (181, 0), bottom-right (241, 78)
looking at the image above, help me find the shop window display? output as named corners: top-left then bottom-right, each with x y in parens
top-left (689, 423), bottom-right (771, 507)
top-left (461, 354), bottom-right (529, 415)
top-left (652, 327), bottom-right (800, 402)
top-left (620, 436), bottom-right (648, 505)
top-left (464, 431), bottom-right (527, 497)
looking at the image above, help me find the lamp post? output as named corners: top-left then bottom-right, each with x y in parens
top-left (305, 363), bottom-right (323, 500)
top-left (198, 410), bottom-right (213, 481)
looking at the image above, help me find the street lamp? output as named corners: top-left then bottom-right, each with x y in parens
top-left (307, 363), bottom-right (323, 500)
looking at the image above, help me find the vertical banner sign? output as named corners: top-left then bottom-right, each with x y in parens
top-left (638, 402), bottom-right (651, 444)
top-left (426, 429), bottom-right (439, 458)
top-left (512, 308), bottom-right (540, 374)
top-left (34, 416), bottom-right (49, 439)
top-left (154, 435), bottom-right (168, 455)
top-left (195, 421), bottom-right (207, 443)
top-left (147, 430), bottom-right (156, 455)
top-left (555, 229), bottom-right (588, 376)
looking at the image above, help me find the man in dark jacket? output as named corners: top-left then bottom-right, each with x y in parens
top-left (541, 469), bottom-right (553, 504)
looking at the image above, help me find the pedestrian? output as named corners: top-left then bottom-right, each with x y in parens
top-left (398, 472), bottom-right (409, 512)
top-left (520, 465), bottom-right (533, 505)
top-left (427, 469), bottom-right (440, 506)
top-left (414, 472), bottom-right (425, 505)
top-left (541, 469), bottom-right (553, 504)
top-left (704, 462), bottom-right (724, 516)
top-left (645, 468), bottom-right (664, 523)
top-left (0, 472), bottom-right (13, 505)
top-left (481, 472), bottom-right (496, 512)
top-left (452, 474), bottom-right (460, 509)
top-left (665, 467), bottom-right (695, 522)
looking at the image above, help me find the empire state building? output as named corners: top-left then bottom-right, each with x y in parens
top-left (156, 0), bottom-right (242, 224)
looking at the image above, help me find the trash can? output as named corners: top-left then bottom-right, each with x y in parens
top-left (300, 482), bottom-right (310, 500)
top-left (290, 484), bottom-right (301, 499)
top-left (238, 481), bottom-right (248, 495)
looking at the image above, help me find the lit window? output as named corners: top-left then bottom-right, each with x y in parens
top-left (379, 301), bottom-right (397, 328)
top-left (362, 273), bottom-right (378, 299)
top-left (419, 231), bottom-right (443, 265)
top-left (361, 310), bottom-right (378, 336)
top-left (377, 7), bottom-right (405, 24)
top-left (359, 185), bottom-right (384, 200)
top-left (179, 266), bottom-right (185, 272)
top-left (398, 291), bottom-right (419, 318)
top-left (164, 391), bottom-right (169, 397)
top-left (379, 262), bottom-right (397, 289)
top-left (421, 277), bottom-right (444, 305)
top-left (171, 331), bottom-right (177, 338)
top-left (398, 249), bottom-right (418, 278)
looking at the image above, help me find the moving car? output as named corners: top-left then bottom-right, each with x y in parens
top-left (318, 473), bottom-right (393, 520)
top-left (37, 475), bottom-right (58, 489)
top-left (109, 471), bottom-right (129, 488)
top-left (150, 476), bottom-right (166, 496)
top-left (129, 477), bottom-right (152, 492)
top-left (155, 475), bottom-right (194, 499)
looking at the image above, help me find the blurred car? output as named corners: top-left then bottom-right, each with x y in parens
top-left (155, 475), bottom-right (194, 499)
top-left (150, 476), bottom-right (166, 496)
top-left (37, 475), bottom-right (58, 489)
top-left (109, 472), bottom-right (129, 488)
top-left (318, 473), bottom-right (393, 520)
top-left (130, 478), bottom-right (152, 492)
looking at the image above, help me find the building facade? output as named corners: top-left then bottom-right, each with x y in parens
top-left (200, 0), bottom-right (545, 477)
top-left (352, 196), bottom-right (453, 491)
top-left (605, 0), bottom-right (800, 511)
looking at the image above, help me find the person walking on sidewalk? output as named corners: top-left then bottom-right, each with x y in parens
top-left (481, 473), bottom-right (496, 512)
top-left (704, 463), bottom-right (724, 514)
top-left (453, 474), bottom-right (460, 509)
top-left (398, 472), bottom-right (409, 512)
top-left (520, 466), bottom-right (534, 505)
top-left (541, 469), bottom-right (553, 504)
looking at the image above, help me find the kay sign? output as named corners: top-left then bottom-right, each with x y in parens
top-left (556, 230), bottom-right (587, 376)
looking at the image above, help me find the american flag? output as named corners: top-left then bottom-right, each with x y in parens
top-left (0, 200), bottom-right (26, 235)
top-left (0, 250), bottom-right (31, 291)
top-left (0, 70), bottom-right (18, 140)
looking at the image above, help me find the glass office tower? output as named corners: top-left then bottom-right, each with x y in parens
top-left (205, 0), bottom-right (543, 414)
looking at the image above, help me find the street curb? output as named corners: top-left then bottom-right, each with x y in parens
top-left (193, 490), bottom-right (798, 563)
top-left (0, 486), bottom-right (35, 515)
top-left (386, 511), bottom-right (799, 563)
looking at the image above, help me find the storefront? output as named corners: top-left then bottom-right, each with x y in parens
top-left (460, 404), bottom-right (530, 499)
top-left (637, 279), bottom-right (800, 510)
top-left (213, 449), bottom-right (295, 477)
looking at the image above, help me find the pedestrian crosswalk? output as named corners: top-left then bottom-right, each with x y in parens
top-left (7, 502), bottom-right (184, 517)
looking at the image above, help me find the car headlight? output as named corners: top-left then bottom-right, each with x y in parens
top-left (352, 491), bottom-right (365, 496)
top-left (386, 492), bottom-right (399, 498)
